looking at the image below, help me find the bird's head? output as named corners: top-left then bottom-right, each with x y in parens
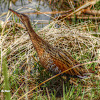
top-left (9, 8), bottom-right (30, 27)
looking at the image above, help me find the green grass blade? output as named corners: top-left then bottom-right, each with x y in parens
top-left (2, 57), bottom-right (11, 100)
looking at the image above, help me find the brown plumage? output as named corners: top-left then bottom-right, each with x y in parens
top-left (9, 9), bottom-right (94, 78)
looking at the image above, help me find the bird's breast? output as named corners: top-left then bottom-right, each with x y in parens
top-left (37, 50), bottom-right (61, 74)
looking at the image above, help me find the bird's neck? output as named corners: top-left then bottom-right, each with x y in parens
top-left (25, 21), bottom-right (48, 54)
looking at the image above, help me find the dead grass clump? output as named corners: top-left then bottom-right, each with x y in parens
top-left (39, 20), bottom-right (100, 61)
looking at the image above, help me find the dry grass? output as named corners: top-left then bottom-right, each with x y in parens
top-left (0, 8), bottom-right (100, 100)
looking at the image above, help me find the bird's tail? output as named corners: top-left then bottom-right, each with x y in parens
top-left (76, 66), bottom-right (95, 79)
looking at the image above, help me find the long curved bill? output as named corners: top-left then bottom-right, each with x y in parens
top-left (9, 8), bottom-right (20, 17)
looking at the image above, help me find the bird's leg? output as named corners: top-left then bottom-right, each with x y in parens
top-left (59, 74), bottom-right (70, 89)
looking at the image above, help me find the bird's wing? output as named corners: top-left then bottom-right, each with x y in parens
top-left (50, 48), bottom-right (85, 76)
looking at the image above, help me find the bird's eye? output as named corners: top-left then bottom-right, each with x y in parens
top-left (20, 16), bottom-right (23, 20)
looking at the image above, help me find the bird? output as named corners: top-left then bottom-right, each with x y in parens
top-left (9, 8), bottom-right (94, 79)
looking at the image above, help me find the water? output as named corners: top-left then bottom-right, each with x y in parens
top-left (0, 0), bottom-right (53, 28)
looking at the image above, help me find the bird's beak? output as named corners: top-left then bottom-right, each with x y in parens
top-left (9, 8), bottom-right (20, 17)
